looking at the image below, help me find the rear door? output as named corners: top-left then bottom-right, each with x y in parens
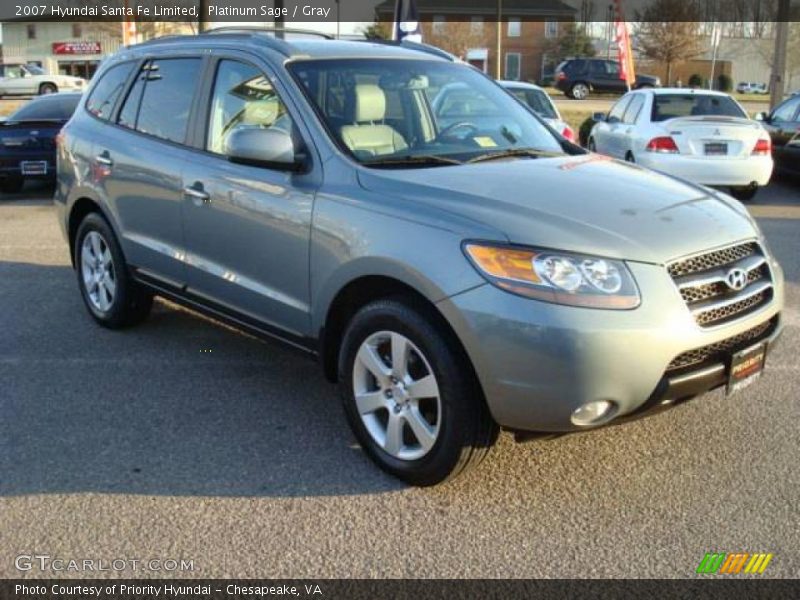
top-left (180, 53), bottom-right (319, 338)
top-left (94, 56), bottom-right (205, 287)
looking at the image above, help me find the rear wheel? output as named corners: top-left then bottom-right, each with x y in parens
top-left (39, 83), bottom-right (58, 95)
top-left (729, 186), bottom-right (759, 202)
top-left (625, 151), bottom-right (636, 163)
top-left (570, 82), bottom-right (590, 100)
top-left (74, 213), bottom-right (153, 328)
top-left (338, 298), bottom-right (498, 486)
top-left (0, 176), bottom-right (24, 194)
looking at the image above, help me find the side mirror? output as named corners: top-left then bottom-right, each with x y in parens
top-left (224, 128), bottom-right (305, 171)
top-left (592, 112), bottom-right (607, 122)
top-left (753, 112), bottom-right (769, 122)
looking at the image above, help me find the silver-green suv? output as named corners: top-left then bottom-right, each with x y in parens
top-left (55, 30), bottom-right (784, 485)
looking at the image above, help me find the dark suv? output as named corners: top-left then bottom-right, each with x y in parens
top-left (555, 58), bottom-right (661, 99)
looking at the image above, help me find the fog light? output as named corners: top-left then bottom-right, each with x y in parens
top-left (571, 400), bottom-right (616, 427)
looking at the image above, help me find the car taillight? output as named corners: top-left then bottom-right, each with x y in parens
top-left (556, 72), bottom-right (566, 81)
top-left (562, 126), bottom-right (575, 142)
top-left (645, 136), bottom-right (679, 154)
top-left (752, 138), bottom-right (771, 155)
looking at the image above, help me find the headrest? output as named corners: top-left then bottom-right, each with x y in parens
top-left (354, 84), bottom-right (386, 123)
top-left (240, 98), bottom-right (279, 126)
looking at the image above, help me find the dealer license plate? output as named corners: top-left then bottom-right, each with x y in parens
top-left (704, 142), bottom-right (728, 156)
top-left (727, 342), bottom-right (767, 395)
top-left (20, 161), bottom-right (47, 175)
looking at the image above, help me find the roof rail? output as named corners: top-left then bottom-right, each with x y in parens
top-left (203, 26), bottom-right (333, 40)
top-left (359, 39), bottom-right (457, 62)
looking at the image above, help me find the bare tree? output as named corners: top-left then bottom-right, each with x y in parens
top-left (634, 0), bottom-right (705, 85)
top-left (427, 21), bottom-right (489, 61)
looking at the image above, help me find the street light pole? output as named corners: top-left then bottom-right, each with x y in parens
top-left (769, 0), bottom-right (790, 109)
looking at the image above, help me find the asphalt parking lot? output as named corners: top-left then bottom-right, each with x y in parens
top-left (1, 179), bottom-right (799, 578)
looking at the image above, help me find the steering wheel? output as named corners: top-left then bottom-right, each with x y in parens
top-left (437, 121), bottom-right (479, 141)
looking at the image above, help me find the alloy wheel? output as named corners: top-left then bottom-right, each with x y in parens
top-left (352, 331), bottom-right (441, 461)
top-left (80, 231), bottom-right (116, 312)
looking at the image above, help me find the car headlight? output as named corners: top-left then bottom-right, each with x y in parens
top-left (464, 242), bottom-right (640, 309)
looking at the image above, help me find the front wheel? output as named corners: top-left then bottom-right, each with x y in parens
top-left (587, 138), bottom-right (596, 152)
top-left (729, 186), bottom-right (759, 202)
top-left (39, 83), bottom-right (58, 95)
top-left (338, 298), bottom-right (498, 486)
top-left (75, 213), bottom-right (153, 328)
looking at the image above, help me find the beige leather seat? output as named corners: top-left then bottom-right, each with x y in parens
top-left (340, 84), bottom-right (408, 157)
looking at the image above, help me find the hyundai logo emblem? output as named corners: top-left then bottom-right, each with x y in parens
top-left (725, 268), bottom-right (748, 291)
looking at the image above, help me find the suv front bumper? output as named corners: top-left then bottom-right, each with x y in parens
top-left (436, 259), bottom-right (785, 433)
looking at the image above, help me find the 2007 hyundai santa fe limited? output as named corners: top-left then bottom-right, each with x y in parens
top-left (55, 30), bottom-right (785, 485)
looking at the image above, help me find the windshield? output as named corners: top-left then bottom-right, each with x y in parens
top-left (289, 59), bottom-right (563, 166)
top-left (652, 94), bottom-right (747, 121)
top-left (507, 87), bottom-right (558, 120)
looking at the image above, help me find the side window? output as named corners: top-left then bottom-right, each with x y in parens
top-left (622, 94), bottom-right (645, 124)
top-left (85, 62), bottom-right (135, 121)
top-left (206, 59), bottom-right (294, 155)
top-left (772, 97), bottom-right (800, 122)
top-left (606, 61), bottom-right (620, 77)
top-left (117, 58), bottom-right (202, 144)
top-left (608, 96), bottom-right (632, 122)
top-left (589, 61), bottom-right (606, 75)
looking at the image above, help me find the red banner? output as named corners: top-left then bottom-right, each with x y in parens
top-left (52, 41), bottom-right (102, 55)
top-left (613, 0), bottom-right (636, 86)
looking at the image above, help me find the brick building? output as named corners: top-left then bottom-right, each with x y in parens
top-left (375, 0), bottom-right (576, 83)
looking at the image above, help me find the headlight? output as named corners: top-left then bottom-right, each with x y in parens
top-left (464, 242), bottom-right (640, 309)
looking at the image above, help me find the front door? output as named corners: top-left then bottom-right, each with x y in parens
top-left (181, 56), bottom-right (318, 339)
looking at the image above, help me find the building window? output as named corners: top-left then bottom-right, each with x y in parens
top-left (541, 53), bottom-right (556, 82)
top-left (505, 52), bottom-right (521, 81)
top-left (432, 16), bottom-right (445, 36)
top-left (471, 17), bottom-right (483, 34)
top-left (72, 23), bottom-right (83, 38)
top-left (507, 18), bottom-right (521, 38)
top-left (545, 20), bottom-right (558, 38)
top-left (27, 24), bottom-right (36, 40)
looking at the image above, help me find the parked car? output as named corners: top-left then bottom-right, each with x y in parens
top-left (588, 89), bottom-right (773, 201)
top-left (0, 63), bottom-right (86, 97)
top-left (736, 82), bottom-right (769, 95)
top-left (755, 94), bottom-right (800, 177)
top-left (56, 32), bottom-right (784, 486)
top-left (0, 93), bottom-right (82, 193)
top-left (498, 80), bottom-right (576, 142)
top-left (554, 58), bottom-right (661, 99)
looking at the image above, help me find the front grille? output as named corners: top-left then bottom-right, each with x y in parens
top-left (668, 242), bottom-right (773, 327)
top-left (667, 318), bottom-right (776, 372)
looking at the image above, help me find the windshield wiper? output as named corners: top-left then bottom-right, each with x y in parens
top-left (467, 148), bottom-right (561, 164)
top-left (362, 154), bottom-right (462, 168)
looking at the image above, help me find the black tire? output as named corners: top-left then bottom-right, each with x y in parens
top-left (74, 212), bottom-right (153, 328)
top-left (587, 138), bottom-right (596, 152)
top-left (39, 83), bottom-right (58, 95)
top-left (729, 186), bottom-right (759, 202)
top-left (0, 177), bottom-right (24, 194)
top-left (625, 151), bottom-right (636, 163)
top-left (338, 298), bottom-right (498, 486)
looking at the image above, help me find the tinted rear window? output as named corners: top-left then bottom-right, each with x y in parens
top-left (10, 95), bottom-right (80, 121)
top-left (86, 62), bottom-right (135, 121)
top-left (652, 94), bottom-right (746, 121)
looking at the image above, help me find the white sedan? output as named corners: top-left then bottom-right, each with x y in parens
top-left (0, 64), bottom-right (86, 97)
top-left (498, 80), bottom-right (576, 142)
top-left (588, 88), bottom-right (773, 201)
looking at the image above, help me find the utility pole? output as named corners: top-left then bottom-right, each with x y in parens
top-left (197, 0), bottom-right (210, 32)
top-left (496, 0), bottom-right (503, 79)
top-left (769, 0), bottom-right (790, 109)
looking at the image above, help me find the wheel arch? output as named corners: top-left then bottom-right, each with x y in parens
top-left (67, 196), bottom-right (116, 267)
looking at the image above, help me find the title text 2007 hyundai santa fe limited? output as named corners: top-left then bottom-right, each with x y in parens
top-left (55, 31), bottom-right (784, 485)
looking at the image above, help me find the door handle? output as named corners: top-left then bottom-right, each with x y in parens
top-left (183, 184), bottom-right (210, 205)
top-left (95, 154), bottom-right (113, 166)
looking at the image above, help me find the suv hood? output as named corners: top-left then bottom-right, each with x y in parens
top-left (357, 155), bottom-right (759, 264)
